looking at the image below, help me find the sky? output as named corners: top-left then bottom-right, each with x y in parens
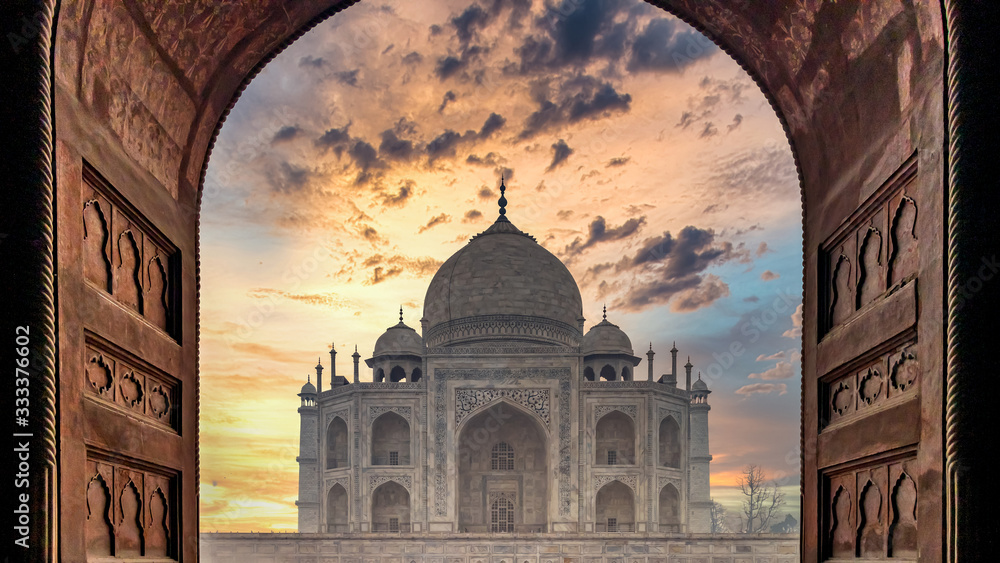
top-left (198, 0), bottom-right (803, 532)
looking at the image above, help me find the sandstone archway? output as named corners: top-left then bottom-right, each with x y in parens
top-left (11, 0), bottom-right (996, 560)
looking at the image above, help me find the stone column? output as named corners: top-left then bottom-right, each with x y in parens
top-left (352, 346), bottom-right (360, 383)
top-left (646, 344), bottom-right (654, 381)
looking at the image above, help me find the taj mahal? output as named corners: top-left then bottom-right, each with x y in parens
top-left (293, 179), bottom-right (714, 536)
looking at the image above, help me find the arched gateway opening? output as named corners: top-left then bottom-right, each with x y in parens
top-left (26, 0), bottom-right (983, 560)
top-left (457, 402), bottom-right (548, 533)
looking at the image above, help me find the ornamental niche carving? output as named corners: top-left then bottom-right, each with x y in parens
top-left (369, 474), bottom-right (412, 493)
top-left (657, 475), bottom-right (682, 492)
top-left (326, 407), bottom-right (351, 428)
top-left (434, 368), bottom-right (572, 517)
top-left (326, 478), bottom-right (349, 493)
top-left (595, 405), bottom-right (637, 422)
top-left (369, 405), bottom-right (412, 424)
top-left (455, 388), bottom-right (550, 425)
top-left (594, 474), bottom-right (638, 492)
top-left (658, 406), bottom-right (683, 425)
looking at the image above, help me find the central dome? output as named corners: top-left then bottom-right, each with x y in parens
top-left (422, 182), bottom-right (583, 347)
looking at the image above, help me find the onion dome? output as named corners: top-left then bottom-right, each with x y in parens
top-left (422, 177), bottom-right (584, 347)
top-left (373, 307), bottom-right (423, 357)
top-left (692, 375), bottom-right (709, 391)
top-left (299, 375), bottom-right (316, 395)
top-left (581, 305), bottom-right (634, 355)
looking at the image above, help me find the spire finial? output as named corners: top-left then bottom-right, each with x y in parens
top-left (307, 374), bottom-right (311, 383)
top-left (649, 342), bottom-right (653, 351)
top-left (498, 175), bottom-right (508, 219)
top-left (602, 304), bottom-right (607, 320)
top-left (400, 306), bottom-right (404, 323)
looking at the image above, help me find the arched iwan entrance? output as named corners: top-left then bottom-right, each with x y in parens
top-left (595, 481), bottom-right (635, 532)
top-left (457, 402), bottom-right (548, 533)
top-left (370, 481), bottom-right (409, 532)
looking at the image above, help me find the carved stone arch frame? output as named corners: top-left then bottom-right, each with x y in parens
top-left (593, 404), bottom-right (641, 467)
top-left (366, 475), bottom-right (414, 524)
top-left (655, 476), bottom-right (684, 530)
top-left (324, 478), bottom-right (351, 530)
top-left (593, 475), bottom-right (640, 527)
top-left (455, 396), bottom-right (553, 440)
top-left (366, 404), bottom-right (416, 468)
top-left (324, 408), bottom-right (351, 470)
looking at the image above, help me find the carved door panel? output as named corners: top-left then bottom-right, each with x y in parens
top-left (56, 147), bottom-right (195, 561)
top-left (804, 154), bottom-right (940, 562)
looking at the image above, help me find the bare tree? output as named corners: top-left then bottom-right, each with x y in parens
top-left (737, 464), bottom-right (785, 533)
top-left (709, 499), bottom-right (729, 533)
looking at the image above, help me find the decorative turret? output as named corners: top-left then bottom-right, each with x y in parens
top-left (685, 356), bottom-right (693, 391)
top-left (646, 343), bottom-right (655, 381)
top-left (352, 345), bottom-right (360, 384)
top-left (581, 305), bottom-right (641, 381)
top-left (687, 371), bottom-right (713, 532)
top-left (296, 374), bottom-right (319, 532)
top-left (329, 343), bottom-right (337, 385)
top-left (314, 358), bottom-right (323, 394)
top-left (659, 341), bottom-right (678, 386)
top-left (367, 307), bottom-right (423, 383)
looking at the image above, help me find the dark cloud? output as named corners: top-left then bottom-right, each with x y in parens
top-left (315, 124), bottom-right (352, 154)
top-left (402, 51), bottom-right (423, 64)
top-left (607, 157), bottom-right (630, 167)
top-left (299, 55), bottom-right (326, 68)
top-left (467, 152), bottom-right (501, 166)
top-left (438, 90), bottom-right (457, 113)
top-left (727, 113), bottom-right (744, 132)
top-left (378, 180), bottom-right (414, 208)
top-left (564, 215), bottom-right (646, 256)
top-left (361, 254), bottom-right (444, 285)
top-left (557, 209), bottom-right (574, 220)
top-left (436, 56), bottom-right (466, 80)
top-left (349, 140), bottom-right (382, 172)
top-left (426, 130), bottom-right (466, 161)
top-left (335, 69), bottom-right (360, 86)
top-left (478, 187), bottom-right (495, 199)
top-left (418, 213), bottom-right (452, 233)
top-left (669, 274), bottom-right (730, 312)
top-left (271, 125), bottom-right (301, 144)
top-left (627, 18), bottom-right (718, 73)
top-left (676, 111), bottom-right (696, 129)
top-left (463, 209), bottom-right (483, 222)
top-left (268, 161), bottom-right (310, 193)
top-left (585, 226), bottom-right (742, 313)
top-left (452, 4), bottom-right (490, 44)
top-left (378, 129), bottom-right (416, 161)
top-left (514, 0), bottom-right (632, 74)
top-left (547, 139), bottom-right (574, 171)
top-left (359, 224), bottom-right (387, 246)
top-left (520, 77), bottom-right (631, 138)
top-left (478, 113), bottom-right (507, 138)
top-left (699, 122), bottom-right (718, 138)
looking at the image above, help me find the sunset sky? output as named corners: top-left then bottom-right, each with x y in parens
top-left (199, 0), bottom-right (803, 532)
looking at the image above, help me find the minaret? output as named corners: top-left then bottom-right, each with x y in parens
top-left (329, 343), bottom-right (337, 385)
top-left (295, 375), bottom-right (319, 532)
top-left (315, 358), bottom-right (323, 394)
top-left (646, 343), bottom-right (655, 381)
top-left (671, 342), bottom-right (679, 384)
top-left (685, 356), bottom-right (693, 391)
top-left (352, 345), bottom-right (360, 384)
top-left (687, 373), bottom-right (713, 532)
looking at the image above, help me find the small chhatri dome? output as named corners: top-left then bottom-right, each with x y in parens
top-left (423, 177), bottom-right (584, 347)
top-left (373, 307), bottom-right (423, 356)
top-left (692, 373), bottom-right (709, 391)
top-left (300, 374), bottom-right (316, 395)
top-left (581, 308), bottom-right (633, 355)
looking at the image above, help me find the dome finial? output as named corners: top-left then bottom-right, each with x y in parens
top-left (497, 175), bottom-right (509, 222)
top-left (400, 306), bottom-right (404, 323)
top-left (602, 304), bottom-right (607, 320)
